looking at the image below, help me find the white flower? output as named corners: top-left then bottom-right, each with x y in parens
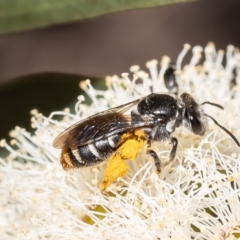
top-left (1, 43), bottom-right (240, 239)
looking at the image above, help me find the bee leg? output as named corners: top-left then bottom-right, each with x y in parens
top-left (169, 137), bottom-right (178, 162)
top-left (147, 149), bottom-right (161, 173)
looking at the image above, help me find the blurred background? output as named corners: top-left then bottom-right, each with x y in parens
top-left (0, 0), bottom-right (240, 141)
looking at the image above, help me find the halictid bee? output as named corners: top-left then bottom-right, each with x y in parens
top-left (53, 91), bottom-right (240, 175)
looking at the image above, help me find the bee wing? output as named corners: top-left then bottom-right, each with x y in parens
top-left (53, 98), bottom-right (146, 149)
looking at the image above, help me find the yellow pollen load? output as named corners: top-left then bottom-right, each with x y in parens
top-left (100, 129), bottom-right (145, 190)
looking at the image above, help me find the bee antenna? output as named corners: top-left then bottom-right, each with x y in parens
top-left (201, 101), bottom-right (224, 110)
top-left (204, 113), bottom-right (240, 147)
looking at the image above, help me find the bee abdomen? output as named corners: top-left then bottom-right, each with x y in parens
top-left (60, 134), bottom-right (121, 169)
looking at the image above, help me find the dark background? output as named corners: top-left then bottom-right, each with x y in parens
top-left (0, 0), bottom-right (240, 141)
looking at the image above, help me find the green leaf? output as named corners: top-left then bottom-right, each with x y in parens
top-left (0, 72), bottom-right (104, 143)
top-left (0, 0), bottom-right (189, 34)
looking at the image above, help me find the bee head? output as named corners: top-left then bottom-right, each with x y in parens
top-left (179, 93), bottom-right (206, 136)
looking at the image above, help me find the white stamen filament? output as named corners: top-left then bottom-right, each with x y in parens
top-left (1, 43), bottom-right (240, 239)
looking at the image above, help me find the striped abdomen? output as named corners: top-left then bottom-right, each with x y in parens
top-left (60, 134), bottom-right (121, 169)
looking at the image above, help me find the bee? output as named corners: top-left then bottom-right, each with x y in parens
top-left (53, 92), bottom-right (240, 175)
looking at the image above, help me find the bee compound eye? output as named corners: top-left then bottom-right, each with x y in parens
top-left (190, 114), bottom-right (205, 135)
